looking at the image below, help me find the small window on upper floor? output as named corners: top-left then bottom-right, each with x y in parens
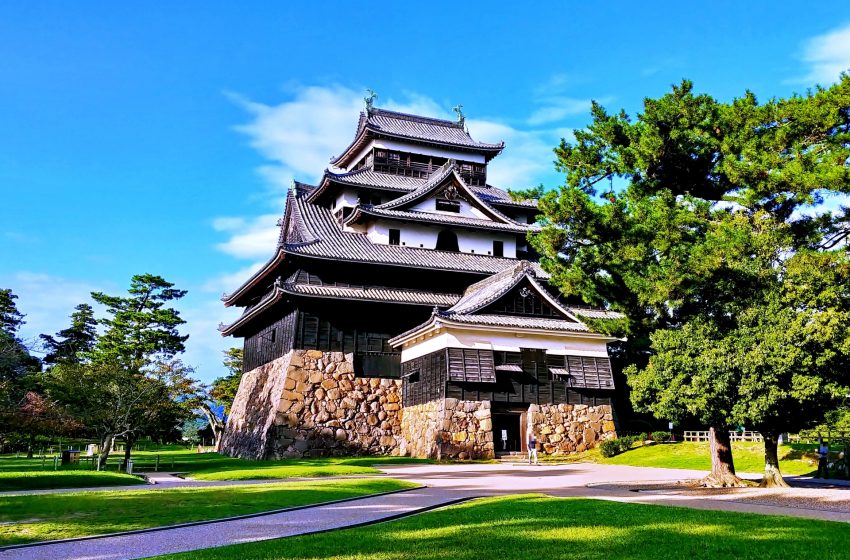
top-left (389, 229), bottom-right (400, 246)
top-left (493, 240), bottom-right (504, 257)
top-left (436, 198), bottom-right (461, 213)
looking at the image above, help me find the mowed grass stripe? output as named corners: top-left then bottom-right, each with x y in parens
top-left (0, 478), bottom-right (415, 546)
top-left (160, 494), bottom-right (850, 560)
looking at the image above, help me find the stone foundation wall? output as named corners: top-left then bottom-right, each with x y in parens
top-left (400, 398), bottom-right (494, 460)
top-left (222, 351), bottom-right (613, 460)
top-left (527, 403), bottom-right (616, 454)
top-left (221, 350), bottom-right (402, 459)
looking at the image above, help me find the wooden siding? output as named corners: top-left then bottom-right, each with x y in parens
top-left (447, 349), bottom-right (612, 407)
top-left (447, 348), bottom-right (496, 383)
top-left (293, 309), bottom-right (401, 378)
top-left (401, 349), bottom-right (447, 406)
top-left (243, 308), bottom-right (298, 372)
top-left (547, 354), bottom-right (614, 389)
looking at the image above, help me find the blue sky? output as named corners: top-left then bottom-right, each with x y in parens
top-left (2, 2), bottom-right (849, 381)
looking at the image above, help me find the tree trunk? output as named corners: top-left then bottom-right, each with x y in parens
top-left (97, 433), bottom-right (114, 471)
top-left (26, 433), bottom-right (35, 459)
top-left (200, 403), bottom-right (225, 452)
top-left (123, 433), bottom-right (136, 469)
top-left (700, 426), bottom-right (746, 487)
top-left (760, 432), bottom-right (789, 488)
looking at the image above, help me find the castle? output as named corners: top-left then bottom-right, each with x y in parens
top-left (219, 99), bottom-right (620, 459)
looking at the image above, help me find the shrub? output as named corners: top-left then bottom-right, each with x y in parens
top-left (599, 439), bottom-right (621, 458)
top-left (651, 431), bottom-right (671, 443)
top-left (599, 436), bottom-right (638, 458)
top-left (637, 432), bottom-right (649, 441)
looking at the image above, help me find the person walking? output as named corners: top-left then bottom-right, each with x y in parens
top-left (527, 429), bottom-right (539, 465)
top-left (817, 438), bottom-right (830, 479)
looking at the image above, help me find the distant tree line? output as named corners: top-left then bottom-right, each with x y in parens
top-left (0, 275), bottom-right (244, 469)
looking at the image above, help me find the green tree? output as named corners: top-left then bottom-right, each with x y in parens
top-left (531, 78), bottom-right (850, 486)
top-left (40, 303), bottom-right (98, 365)
top-left (90, 274), bottom-right (188, 370)
top-left (210, 347), bottom-right (243, 415)
top-left (0, 289), bottom-right (41, 411)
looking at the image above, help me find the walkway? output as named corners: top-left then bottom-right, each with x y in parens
top-left (5, 462), bottom-right (850, 559)
top-left (1, 486), bottom-right (470, 560)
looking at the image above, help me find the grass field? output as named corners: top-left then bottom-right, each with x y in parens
top-left (0, 477), bottom-right (415, 546)
top-left (0, 470), bottom-right (144, 491)
top-left (543, 441), bottom-right (819, 476)
top-left (160, 494), bottom-right (850, 560)
top-left (0, 446), bottom-right (430, 489)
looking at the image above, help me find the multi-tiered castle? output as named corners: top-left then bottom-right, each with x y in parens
top-left (219, 98), bottom-right (620, 460)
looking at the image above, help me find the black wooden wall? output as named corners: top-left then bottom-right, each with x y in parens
top-left (243, 309), bottom-right (298, 372)
top-left (403, 348), bottom-right (613, 407)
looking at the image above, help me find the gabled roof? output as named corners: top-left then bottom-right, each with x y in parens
top-left (446, 260), bottom-right (574, 317)
top-left (389, 261), bottom-right (623, 346)
top-left (375, 162), bottom-right (520, 224)
top-left (222, 188), bottom-right (527, 306)
top-left (307, 167), bottom-right (538, 211)
top-left (332, 108), bottom-right (504, 167)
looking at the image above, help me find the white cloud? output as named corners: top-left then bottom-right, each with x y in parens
top-left (213, 213), bottom-right (280, 259)
top-left (0, 272), bottom-right (102, 352)
top-left (176, 296), bottom-right (240, 382)
top-left (201, 261), bottom-right (266, 294)
top-left (526, 97), bottom-right (594, 126)
top-left (797, 23), bottom-right (850, 85)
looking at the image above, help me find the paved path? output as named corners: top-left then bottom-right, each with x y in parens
top-left (1, 486), bottom-right (469, 560)
top-left (379, 462), bottom-right (850, 523)
top-left (6, 462), bottom-right (850, 559)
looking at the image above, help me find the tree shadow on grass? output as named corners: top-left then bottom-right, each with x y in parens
top-left (170, 495), bottom-right (850, 560)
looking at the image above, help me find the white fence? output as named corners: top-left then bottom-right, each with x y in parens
top-left (683, 431), bottom-right (763, 442)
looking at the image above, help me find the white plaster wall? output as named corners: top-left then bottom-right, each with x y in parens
top-left (364, 219), bottom-right (515, 256)
top-left (398, 326), bottom-right (612, 362)
top-left (410, 197), bottom-right (490, 220)
top-left (334, 189), bottom-right (360, 210)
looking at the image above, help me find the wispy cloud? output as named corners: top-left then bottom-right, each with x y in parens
top-left (213, 214), bottom-right (280, 260)
top-left (526, 97), bottom-right (594, 126)
top-left (795, 23), bottom-right (850, 85)
top-left (0, 272), bottom-right (102, 351)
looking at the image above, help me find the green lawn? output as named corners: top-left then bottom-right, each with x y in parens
top-left (0, 448), bottom-right (430, 488)
top-left (543, 441), bottom-right (818, 476)
top-left (0, 470), bottom-right (144, 491)
top-left (160, 494), bottom-right (850, 560)
top-left (0, 477), bottom-right (415, 546)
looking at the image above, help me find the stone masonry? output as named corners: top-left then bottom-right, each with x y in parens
top-left (400, 399), bottom-right (494, 460)
top-left (221, 349), bottom-right (403, 459)
top-left (222, 350), bottom-right (613, 460)
top-left (528, 403), bottom-right (617, 454)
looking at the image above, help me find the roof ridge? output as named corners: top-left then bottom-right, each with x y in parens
top-left (368, 107), bottom-right (463, 129)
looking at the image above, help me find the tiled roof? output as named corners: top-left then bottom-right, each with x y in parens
top-left (375, 163), bottom-right (520, 225)
top-left (332, 108), bottom-right (505, 166)
top-left (322, 169), bottom-right (424, 192)
top-left (282, 191), bottom-right (524, 275)
top-left (438, 314), bottom-right (590, 332)
top-left (280, 282), bottom-right (461, 307)
top-left (476, 185), bottom-right (538, 209)
top-left (567, 307), bottom-right (625, 320)
top-left (366, 109), bottom-right (504, 151)
top-left (309, 167), bottom-right (538, 210)
top-left (221, 280), bottom-right (460, 336)
top-left (345, 206), bottom-right (532, 233)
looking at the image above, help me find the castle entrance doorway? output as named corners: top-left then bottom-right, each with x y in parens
top-left (492, 412), bottom-right (522, 452)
